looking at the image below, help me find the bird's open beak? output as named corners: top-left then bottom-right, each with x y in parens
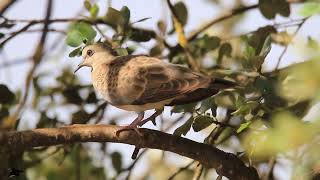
top-left (74, 62), bottom-right (87, 73)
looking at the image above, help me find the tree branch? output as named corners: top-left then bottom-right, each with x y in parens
top-left (6, 0), bottom-right (53, 129)
top-left (1, 125), bottom-right (260, 180)
top-left (187, 0), bottom-right (304, 41)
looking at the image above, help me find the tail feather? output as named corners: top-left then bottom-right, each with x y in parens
top-left (167, 78), bottom-right (237, 106)
top-left (210, 78), bottom-right (238, 90)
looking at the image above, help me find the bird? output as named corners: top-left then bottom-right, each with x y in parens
top-left (74, 42), bottom-right (236, 135)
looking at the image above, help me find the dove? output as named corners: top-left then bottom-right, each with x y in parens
top-left (74, 43), bottom-right (236, 135)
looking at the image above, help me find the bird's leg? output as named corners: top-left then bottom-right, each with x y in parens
top-left (116, 112), bottom-right (144, 136)
top-left (138, 108), bottom-right (164, 127)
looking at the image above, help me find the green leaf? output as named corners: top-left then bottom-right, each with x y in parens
top-left (75, 22), bottom-right (96, 42)
top-left (72, 110), bottom-right (90, 124)
top-left (111, 152), bottom-right (122, 174)
top-left (68, 47), bottom-right (82, 57)
top-left (0, 32), bottom-right (4, 39)
top-left (259, 35), bottom-right (272, 57)
top-left (129, 28), bottom-right (156, 42)
top-left (150, 45), bottom-right (163, 56)
top-left (259, 0), bottom-right (276, 19)
top-left (120, 6), bottom-right (130, 25)
top-left (84, 0), bottom-right (91, 11)
top-left (249, 26), bottom-right (276, 55)
top-left (0, 107), bottom-right (9, 120)
top-left (307, 36), bottom-right (319, 50)
top-left (62, 87), bottom-right (83, 104)
top-left (173, 117), bottom-right (194, 136)
top-left (66, 30), bottom-right (84, 47)
top-left (90, 4), bottom-right (99, 18)
top-left (192, 115), bottom-right (213, 132)
top-left (173, 2), bottom-right (188, 26)
top-left (104, 7), bottom-right (124, 28)
top-left (171, 102), bottom-right (197, 114)
top-left (218, 42), bottom-right (232, 63)
top-left (66, 22), bottom-right (96, 47)
top-left (276, 0), bottom-right (290, 17)
top-left (244, 45), bottom-right (256, 60)
top-left (86, 91), bottom-right (97, 103)
top-left (299, 2), bottom-right (320, 17)
top-left (219, 43), bottom-right (232, 56)
top-left (0, 84), bottom-right (15, 104)
top-left (259, 0), bottom-right (290, 19)
top-left (115, 48), bottom-right (128, 56)
top-left (199, 97), bottom-right (215, 114)
top-left (204, 36), bottom-right (221, 50)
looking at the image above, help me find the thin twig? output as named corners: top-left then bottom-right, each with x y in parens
top-left (192, 163), bottom-right (203, 180)
top-left (6, 0), bottom-right (53, 129)
top-left (275, 17), bottom-right (308, 69)
top-left (0, 22), bottom-right (35, 47)
top-left (187, 0), bottom-right (304, 41)
top-left (166, 0), bottom-right (199, 71)
top-left (168, 161), bottom-right (195, 180)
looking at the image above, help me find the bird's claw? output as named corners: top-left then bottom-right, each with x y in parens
top-left (116, 125), bottom-right (143, 136)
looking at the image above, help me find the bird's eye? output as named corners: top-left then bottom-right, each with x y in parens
top-left (87, 50), bottom-right (94, 57)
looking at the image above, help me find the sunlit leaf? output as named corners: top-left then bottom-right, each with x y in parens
top-left (66, 22), bottom-right (96, 47)
top-left (90, 4), bottom-right (99, 18)
top-left (115, 48), bottom-right (128, 56)
top-left (66, 30), bottom-right (83, 47)
top-left (237, 121), bottom-right (251, 133)
top-left (299, 2), bottom-right (320, 17)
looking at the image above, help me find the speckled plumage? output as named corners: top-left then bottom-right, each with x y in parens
top-left (77, 43), bottom-right (236, 113)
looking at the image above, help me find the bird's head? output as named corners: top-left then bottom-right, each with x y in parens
top-left (74, 43), bottom-right (117, 73)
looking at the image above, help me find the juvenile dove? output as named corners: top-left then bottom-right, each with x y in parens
top-left (75, 43), bottom-right (236, 135)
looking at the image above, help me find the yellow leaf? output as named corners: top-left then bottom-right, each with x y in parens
top-left (173, 16), bottom-right (188, 48)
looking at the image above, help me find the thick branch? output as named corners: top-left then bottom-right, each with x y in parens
top-left (1, 125), bottom-right (259, 180)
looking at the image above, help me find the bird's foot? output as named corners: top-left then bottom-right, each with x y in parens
top-left (116, 112), bottom-right (145, 136)
top-left (116, 125), bottom-right (143, 136)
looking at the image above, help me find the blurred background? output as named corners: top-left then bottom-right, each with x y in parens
top-left (1, 0), bottom-right (320, 179)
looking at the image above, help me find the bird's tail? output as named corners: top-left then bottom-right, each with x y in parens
top-left (209, 78), bottom-right (238, 90)
top-left (168, 78), bottom-right (237, 106)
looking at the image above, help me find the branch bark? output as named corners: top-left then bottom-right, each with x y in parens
top-left (1, 125), bottom-right (260, 180)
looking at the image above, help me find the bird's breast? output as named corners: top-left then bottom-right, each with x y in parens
top-left (91, 66), bottom-right (113, 103)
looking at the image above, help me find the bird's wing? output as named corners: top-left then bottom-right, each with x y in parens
top-left (130, 62), bottom-right (211, 105)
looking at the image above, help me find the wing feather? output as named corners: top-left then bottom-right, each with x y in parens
top-left (131, 64), bottom-right (210, 105)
